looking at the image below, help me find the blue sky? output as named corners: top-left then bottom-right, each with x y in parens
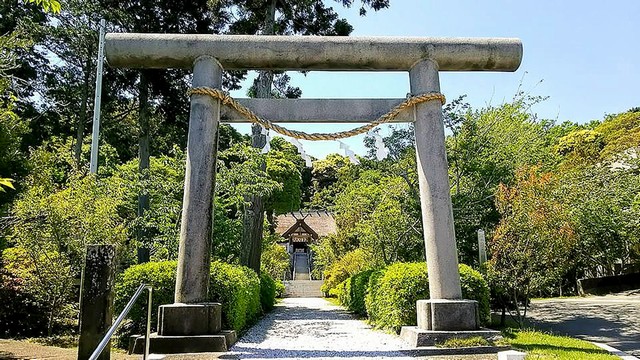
top-left (229, 0), bottom-right (640, 159)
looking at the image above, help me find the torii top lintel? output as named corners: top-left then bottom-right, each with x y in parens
top-left (105, 34), bottom-right (522, 72)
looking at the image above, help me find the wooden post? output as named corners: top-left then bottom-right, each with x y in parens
top-left (77, 245), bottom-right (116, 360)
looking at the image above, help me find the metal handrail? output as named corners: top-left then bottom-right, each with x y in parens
top-left (292, 253), bottom-right (296, 280)
top-left (89, 284), bottom-right (153, 360)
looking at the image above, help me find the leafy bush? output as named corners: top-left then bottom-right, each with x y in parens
top-left (0, 266), bottom-right (49, 337)
top-left (366, 262), bottom-right (430, 332)
top-left (347, 269), bottom-right (375, 316)
top-left (1, 247), bottom-right (75, 336)
top-left (364, 269), bottom-right (385, 324)
top-left (363, 262), bottom-right (490, 332)
top-left (114, 261), bottom-right (177, 334)
top-left (209, 262), bottom-right (260, 332)
top-left (274, 279), bottom-right (285, 298)
top-left (115, 260), bottom-right (262, 335)
top-left (459, 264), bottom-right (491, 324)
top-left (321, 249), bottom-right (373, 295)
top-left (259, 272), bottom-right (277, 312)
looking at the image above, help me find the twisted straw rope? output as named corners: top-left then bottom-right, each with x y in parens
top-left (188, 87), bottom-right (445, 141)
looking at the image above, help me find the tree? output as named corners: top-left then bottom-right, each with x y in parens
top-left (489, 166), bottom-right (576, 326)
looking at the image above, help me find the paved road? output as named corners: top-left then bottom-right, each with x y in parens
top-left (527, 293), bottom-right (640, 356)
top-left (228, 298), bottom-right (494, 359)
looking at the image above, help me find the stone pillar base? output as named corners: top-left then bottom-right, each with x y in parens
top-left (129, 302), bottom-right (236, 354)
top-left (158, 303), bottom-right (222, 336)
top-left (130, 330), bottom-right (237, 354)
top-left (417, 299), bottom-right (479, 331)
top-left (400, 326), bottom-right (502, 347)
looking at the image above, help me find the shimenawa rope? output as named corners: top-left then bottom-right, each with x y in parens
top-left (187, 87), bottom-right (445, 141)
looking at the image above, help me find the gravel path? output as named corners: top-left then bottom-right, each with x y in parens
top-left (228, 298), bottom-right (494, 360)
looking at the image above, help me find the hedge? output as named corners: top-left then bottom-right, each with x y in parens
top-left (259, 272), bottom-right (277, 312)
top-left (333, 262), bottom-right (490, 333)
top-left (115, 260), bottom-right (264, 334)
top-left (333, 269), bottom-right (375, 316)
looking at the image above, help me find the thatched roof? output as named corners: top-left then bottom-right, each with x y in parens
top-left (275, 211), bottom-right (337, 238)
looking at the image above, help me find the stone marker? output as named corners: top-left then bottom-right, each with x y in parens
top-left (78, 245), bottom-right (116, 360)
top-left (478, 229), bottom-right (487, 266)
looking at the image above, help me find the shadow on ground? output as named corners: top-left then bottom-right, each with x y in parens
top-left (527, 299), bottom-right (640, 356)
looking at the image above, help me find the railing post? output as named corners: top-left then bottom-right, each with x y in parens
top-left (78, 245), bottom-right (116, 360)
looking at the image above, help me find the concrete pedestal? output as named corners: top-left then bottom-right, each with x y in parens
top-left (130, 331), bottom-right (237, 354)
top-left (130, 303), bottom-right (235, 354)
top-left (417, 299), bottom-right (479, 331)
top-left (158, 303), bottom-right (222, 336)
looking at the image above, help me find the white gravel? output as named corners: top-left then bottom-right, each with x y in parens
top-left (229, 298), bottom-right (413, 359)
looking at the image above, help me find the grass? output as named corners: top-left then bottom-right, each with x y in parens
top-left (437, 336), bottom-right (491, 348)
top-left (324, 296), bottom-right (341, 306)
top-left (506, 329), bottom-right (619, 359)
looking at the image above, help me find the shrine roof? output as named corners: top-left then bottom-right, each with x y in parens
top-left (275, 211), bottom-right (337, 238)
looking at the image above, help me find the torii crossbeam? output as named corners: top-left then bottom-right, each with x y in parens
top-left (105, 34), bottom-right (522, 352)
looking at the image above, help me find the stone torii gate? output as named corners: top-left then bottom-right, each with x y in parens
top-left (106, 34), bottom-right (522, 351)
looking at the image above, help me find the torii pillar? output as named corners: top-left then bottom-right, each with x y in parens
top-left (105, 34), bottom-right (522, 351)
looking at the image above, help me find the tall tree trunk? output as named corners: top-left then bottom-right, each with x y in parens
top-left (137, 71), bottom-right (151, 263)
top-left (74, 56), bottom-right (92, 167)
top-left (240, 0), bottom-right (276, 274)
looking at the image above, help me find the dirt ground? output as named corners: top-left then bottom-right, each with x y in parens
top-left (0, 339), bottom-right (138, 360)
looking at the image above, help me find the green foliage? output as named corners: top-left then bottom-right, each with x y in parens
top-left (321, 248), bottom-right (374, 295)
top-left (459, 264), bottom-right (491, 324)
top-left (261, 237), bottom-right (290, 280)
top-left (23, 0), bottom-right (61, 13)
top-left (274, 279), bottom-right (285, 298)
top-left (116, 260), bottom-right (263, 336)
top-left (0, 178), bottom-right (14, 192)
top-left (115, 261), bottom-right (177, 334)
top-left (362, 263), bottom-right (490, 333)
top-left (365, 262), bottom-right (430, 332)
top-left (0, 254), bottom-right (49, 337)
top-left (209, 262), bottom-right (261, 332)
top-left (446, 93), bottom-right (553, 265)
top-left (259, 272), bottom-right (277, 312)
top-left (555, 129), bottom-right (604, 160)
top-left (11, 173), bottom-right (130, 274)
top-left (1, 247), bottom-right (74, 335)
top-left (596, 111), bottom-right (640, 159)
top-left (490, 167), bottom-right (576, 325)
top-left (265, 155), bottom-right (301, 214)
top-left (335, 269), bottom-right (374, 316)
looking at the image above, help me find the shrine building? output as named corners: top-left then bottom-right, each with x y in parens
top-left (275, 211), bottom-right (336, 253)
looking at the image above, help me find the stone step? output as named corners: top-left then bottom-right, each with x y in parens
top-left (284, 280), bottom-right (323, 298)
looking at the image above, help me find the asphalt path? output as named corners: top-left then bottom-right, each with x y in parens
top-left (527, 292), bottom-right (640, 357)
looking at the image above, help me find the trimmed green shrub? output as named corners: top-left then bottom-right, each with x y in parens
top-left (259, 272), bottom-right (277, 312)
top-left (209, 262), bottom-right (260, 332)
top-left (321, 249), bottom-right (373, 295)
top-left (366, 262), bottom-right (430, 332)
top-left (347, 269), bottom-right (375, 316)
top-left (363, 262), bottom-right (490, 333)
top-left (459, 264), bottom-right (491, 325)
top-left (337, 278), bottom-right (351, 307)
top-left (364, 269), bottom-right (385, 324)
top-left (116, 260), bottom-right (262, 335)
top-left (114, 261), bottom-right (177, 334)
top-left (274, 279), bottom-right (285, 298)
